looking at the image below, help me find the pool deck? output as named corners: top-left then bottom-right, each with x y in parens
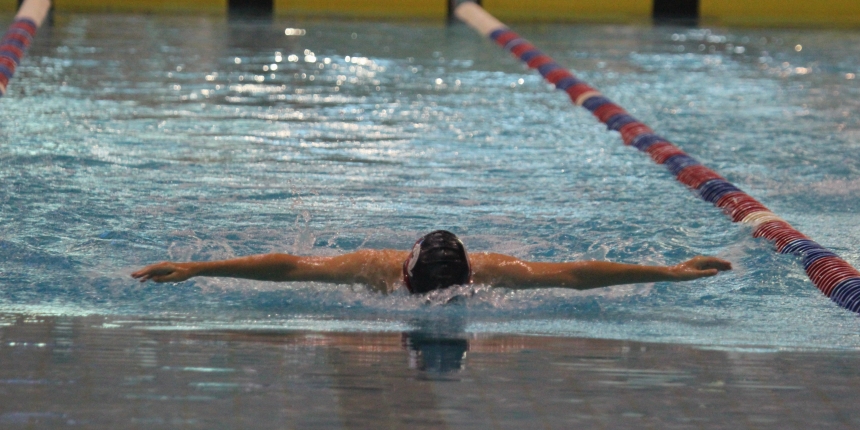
top-left (5, 1), bottom-right (860, 26)
top-left (1, 314), bottom-right (859, 429)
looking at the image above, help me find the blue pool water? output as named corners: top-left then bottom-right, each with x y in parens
top-left (2, 14), bottom-right (860, 351)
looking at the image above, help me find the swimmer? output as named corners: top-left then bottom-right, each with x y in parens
top-left (131, 230), bottom-right (731, 294)
top-left (132, 230), bottom-right (731, 294)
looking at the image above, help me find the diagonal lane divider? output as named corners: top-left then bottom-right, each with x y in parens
top-left (0, 0), bottom-right (51, 97)
top-left (455, 2), bottom-right (860, 312)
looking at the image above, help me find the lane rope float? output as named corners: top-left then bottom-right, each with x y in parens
top-left (454, 2), bottom-right (860, 312)
top-left (0, 0), bottom-right (51, 97)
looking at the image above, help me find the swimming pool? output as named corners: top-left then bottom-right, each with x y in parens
top-left (2, 13), bottom-right (859, 353)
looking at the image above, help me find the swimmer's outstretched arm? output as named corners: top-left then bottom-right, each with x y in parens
top-left (131, 249), bottom-right (408, 292)
top-left (471, 254), bottom-right (731, 290)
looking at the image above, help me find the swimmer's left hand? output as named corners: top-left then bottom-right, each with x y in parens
top-left (671, 256), bottom-right (732, 281)
top-left (131, 262), bottom-right (196, 283)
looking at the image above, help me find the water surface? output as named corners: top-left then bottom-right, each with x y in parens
top-left (1, 14), bottom-right (859, 350)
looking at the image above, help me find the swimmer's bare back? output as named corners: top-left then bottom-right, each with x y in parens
top-left (132, 250), bottom-right (731, 293)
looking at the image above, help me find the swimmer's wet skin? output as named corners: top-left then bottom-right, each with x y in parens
top-left (132, 230), bottom-right (731, 294)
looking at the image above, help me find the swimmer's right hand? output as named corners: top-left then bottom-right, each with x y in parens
top-left (131, 262), bottom-right (196, 283)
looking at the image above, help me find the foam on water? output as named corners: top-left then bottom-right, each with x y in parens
top-left (2, 15), bottom-right (859, 350)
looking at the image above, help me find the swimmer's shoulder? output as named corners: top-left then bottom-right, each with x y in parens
top-left (470, 252), bottom-right (526, 285)
top-left (334, 249), bottom-right (409, 293)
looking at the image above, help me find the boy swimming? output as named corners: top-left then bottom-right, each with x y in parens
top-left (132, 230), bottom-right (731, 294)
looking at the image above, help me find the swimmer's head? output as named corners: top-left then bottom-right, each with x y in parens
top-left (403, 230), bottom-right (472, 294)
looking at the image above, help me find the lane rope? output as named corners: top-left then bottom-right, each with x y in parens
top-left (0, 0), bottom-right (51, 97)
top-left (454, 2), bottom-right (860, 312)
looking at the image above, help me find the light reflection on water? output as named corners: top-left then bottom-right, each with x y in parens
top-left (1, 14), bottom-right (859, 350)
top-left (2, 315), bottom-right (860, 428)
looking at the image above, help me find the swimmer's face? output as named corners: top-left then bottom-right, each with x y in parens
top-left (402, 230), bottom-right (472, 294)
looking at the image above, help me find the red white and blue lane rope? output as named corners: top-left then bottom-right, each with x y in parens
top-left (455, 2), bottom-right (860, 312)
top-left (0, 0), bottom-right (51, 97)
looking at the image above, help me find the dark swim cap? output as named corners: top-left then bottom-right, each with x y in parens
top-left (402, 230), bottom-right (472, 294)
